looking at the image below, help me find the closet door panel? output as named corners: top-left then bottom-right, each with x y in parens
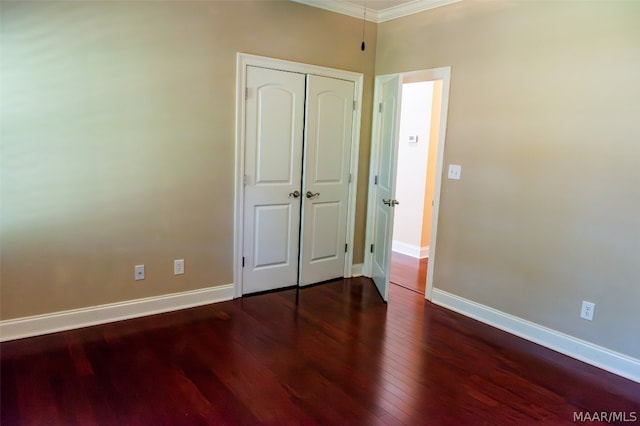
top-left (243, 66), bottom-right (305, 294)
top-left (300, 75), bottom-right (355, 286)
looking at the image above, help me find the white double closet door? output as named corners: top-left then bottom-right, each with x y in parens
top-left (243, 66), bottom-right (355, 294)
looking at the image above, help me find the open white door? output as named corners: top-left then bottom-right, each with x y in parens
top-left (299, 75), bottom-right (355, 286)
top-left (242, 66), bottom-right (306, 294)
top-left (364, 67), bottom-right (451, 302)
top-left (371, 75), bottom-right (403, 301)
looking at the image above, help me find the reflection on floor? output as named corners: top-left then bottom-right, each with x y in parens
top-left (389, 250), bottom-right (427, 294)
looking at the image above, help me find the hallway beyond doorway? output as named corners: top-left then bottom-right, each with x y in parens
top-left (390, 250), bottom-right (427, 294)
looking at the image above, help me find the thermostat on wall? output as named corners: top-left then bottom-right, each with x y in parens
top-left (408, 135), bottom-right (418, 143)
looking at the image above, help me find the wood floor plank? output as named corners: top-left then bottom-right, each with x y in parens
top-left (1, 360), bottom-right (20, 425)
top-left (2, 277), bottom-right (638, 425)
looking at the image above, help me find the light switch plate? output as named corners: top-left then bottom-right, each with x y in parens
top-left (448, 164), bottom-right (462, 180)
top-left (135, 265), bottom-right (145, 281)
top-left (174, 259), bottom-right (185, 275)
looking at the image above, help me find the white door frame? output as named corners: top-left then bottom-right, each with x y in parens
top-left (234, 53), bottom-right (364, 298)
top-left (363, 67), bottom-right (451, 301)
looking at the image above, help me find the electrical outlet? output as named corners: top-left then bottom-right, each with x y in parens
top-left (448, 164), bottom-right (462, 180)
top-left (135, 265), bottom-right (145, 281)
top-left (580, 301), bottom-right (595, 321)
top-left (174, 259), bottom-right (185, 275)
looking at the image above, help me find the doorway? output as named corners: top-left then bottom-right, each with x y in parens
top-left (364, 67), bottom-right (451, 302)
top-left (389, 80), bottom-right (440, 294)
top-left (234, 54), bottom-right (364, 298)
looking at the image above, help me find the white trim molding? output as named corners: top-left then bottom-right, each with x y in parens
top-left (392, 241), bottom-right (429, 259)
top-left (432, 288), bottom-right (640, 384)
top-left (351, 263), bottom-right (364, 277)
top-left (0, 284), bottom-right (235, 342)
top-left (291, 0), bottom-right (463, 23)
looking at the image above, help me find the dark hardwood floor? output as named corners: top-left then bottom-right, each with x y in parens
top-left (390, 251), bottom-right (427, 294)
top-left (2, 278), bottom-right (638, 425)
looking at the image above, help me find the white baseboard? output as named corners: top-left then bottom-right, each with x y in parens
top-left (0, 284), bottom-right (235, 342)
top-left (431, 288), bottom-right (640, 383)
top-left (392, 241), bottom-right (429, 258)
top-left (351, 263), bottom-right (364, 277)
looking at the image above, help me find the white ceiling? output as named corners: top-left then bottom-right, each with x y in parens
top-left (291, 0), bottom-right (462, 23)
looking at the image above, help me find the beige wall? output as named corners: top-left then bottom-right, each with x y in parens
top-left (0, 1), bottom-right (377, 319)
top-left (3, 0), bottom-right (640, 362)
top-left (377, 0), bottom-right (640, 358)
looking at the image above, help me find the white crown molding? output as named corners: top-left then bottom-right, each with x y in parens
top-left (292, 0), bottom-right (379, 22)
top-left (378, 0), bottom-right (463, 22)
top-left (432, 288), bottom-right (640, 384)
top-left (291, 0), bottom-right (463, 23)
top-left (0, 284), bottom-right (235, 342)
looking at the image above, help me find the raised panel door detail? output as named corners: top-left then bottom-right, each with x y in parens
top-left (312, 93), bottom-right (348, 184)
top-left (253, 204), bottom-right (291, 268)
top-left (255, 86), bottom-right (298, 185)
top-left (373, 204), bottom-right (390, 274)
top-left (378, 96), bottom-right (397, 193)
top-left (309, 201), bottom-right (341, 262)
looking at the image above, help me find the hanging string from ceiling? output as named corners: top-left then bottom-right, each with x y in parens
top-left (361, 0), bottom-right (367, 51)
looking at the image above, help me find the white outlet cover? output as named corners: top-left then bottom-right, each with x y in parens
top-left (448, 164), bottom-right (462, 180)
top-left (580, 301), bottom-right (595, 321)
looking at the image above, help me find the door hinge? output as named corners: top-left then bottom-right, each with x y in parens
top-left (374, 175), bottom-right (378, 185)
top-left (348, 173), bottom-right (352, 184)
top-left (370, 244), bottom-right (374, 253)
top-left (242, 257), bottom-right (245, 267)
top-left (353, 100), bottom-right (356, 111)
top-left (245, 87), bottom-right (248, 100)
top-left (378, 102), bottom-right (383, 113)
top-left (345, 243), bottom-right (348, 253)
top-left (243, 174), bottom-right (248, 186)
